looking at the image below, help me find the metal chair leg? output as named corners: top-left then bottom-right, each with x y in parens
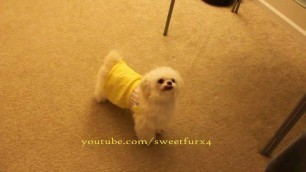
top-left (260, 94), bottom-right (306, 157)
top-left (163, 0), bottom-right (176, 36)
top-left (231, 0), bottom-right (241, 13)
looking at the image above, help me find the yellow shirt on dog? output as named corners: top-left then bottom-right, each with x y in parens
top-left (103, 60), bottom-right (142, 109)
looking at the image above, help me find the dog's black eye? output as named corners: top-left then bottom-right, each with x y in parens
top-left (158, 79), bottom-right (164, 84)
top-left (171, 79), bottom-right (176, 83)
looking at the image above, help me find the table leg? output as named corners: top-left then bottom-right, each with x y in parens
top-left (164, 0), bottom-right (176, 36)
top-left (260, 94), bottom-right (306, 156)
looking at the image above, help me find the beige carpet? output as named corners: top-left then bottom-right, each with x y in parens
top-left (0, 0), bottom-right (305, 171)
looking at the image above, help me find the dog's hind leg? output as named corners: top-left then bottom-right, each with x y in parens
top-left (94, 66), bottom-right (108, 103)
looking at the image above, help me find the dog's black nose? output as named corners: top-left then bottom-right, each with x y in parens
top-left (167, 81), bottom-right (172, 85)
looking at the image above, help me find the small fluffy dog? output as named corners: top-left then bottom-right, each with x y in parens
top-left (94, 50), bottom-right (183, 141)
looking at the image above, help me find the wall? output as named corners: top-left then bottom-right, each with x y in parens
top-left (257, 0), bottom-right (306, 36)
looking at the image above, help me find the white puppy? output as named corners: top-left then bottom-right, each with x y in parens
top-left (94, 50), bottom-right (183, 141)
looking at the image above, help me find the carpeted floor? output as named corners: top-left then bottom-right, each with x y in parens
top-left (0, 0), bottom-right (305, 171)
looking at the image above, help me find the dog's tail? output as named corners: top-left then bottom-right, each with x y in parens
top-left (94, 50), bottom-right (123, 102)
top-left (103, 50), bottom-right (123, 70)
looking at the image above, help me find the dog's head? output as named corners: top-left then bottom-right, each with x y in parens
top-left (140, 67), bottom-right (183, 102)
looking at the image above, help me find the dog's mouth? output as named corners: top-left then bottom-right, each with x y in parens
top-left (163, 85), bottom-right (173, 91)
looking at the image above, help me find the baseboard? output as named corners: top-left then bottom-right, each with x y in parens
top-left (255, 0), bottom-right (306, 38)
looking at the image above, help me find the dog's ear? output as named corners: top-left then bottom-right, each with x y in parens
top-left (139, 76), bottom-right (151, 99)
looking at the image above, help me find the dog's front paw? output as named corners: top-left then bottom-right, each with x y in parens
top-left (135, 128), bottom-right (155, 142)
top-left (156, 129), bottom-right (164, 135)
top-left (137, 132), bottom-right (156, 141)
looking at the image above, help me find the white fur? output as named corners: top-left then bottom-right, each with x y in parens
top-left (94, 50), bottom-right (122, 103)
top-left (94, 50), bottom-right (183, 141)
